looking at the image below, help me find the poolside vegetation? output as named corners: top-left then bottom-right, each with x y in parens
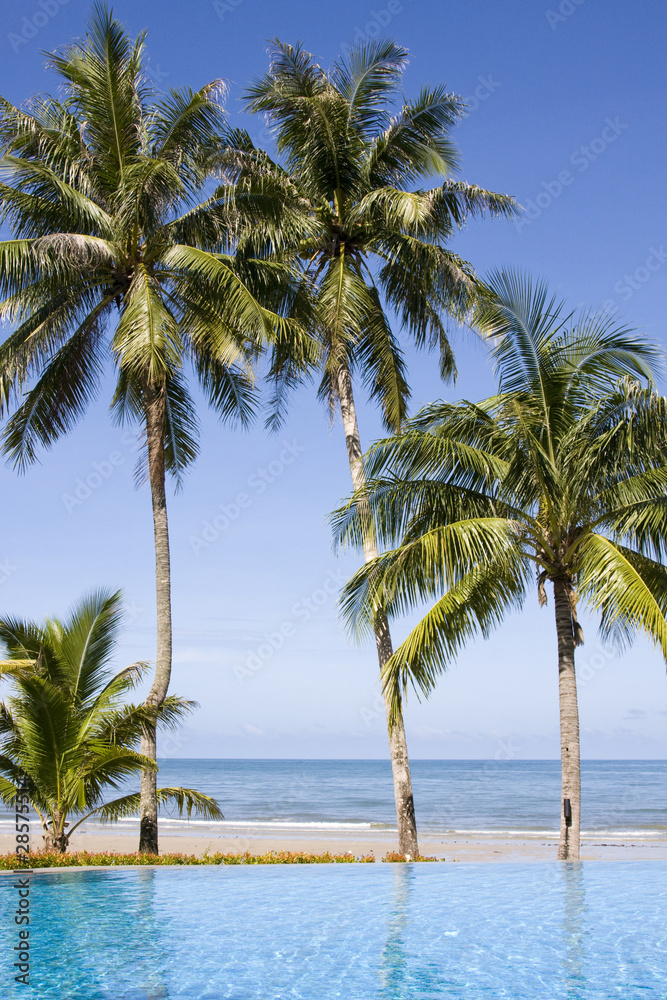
top-left (0, 849), bottom-right (440, 868)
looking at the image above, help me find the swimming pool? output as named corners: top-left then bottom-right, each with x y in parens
top-left (1, 861), bottom-right (664, 998)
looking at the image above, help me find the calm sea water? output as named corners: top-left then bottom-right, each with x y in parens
top-left (1, 862), bottom-right (665, 998)
top-left (62, 759), bottom-right (667, 838)
top-left (1, 759), bottom-right (665, 839)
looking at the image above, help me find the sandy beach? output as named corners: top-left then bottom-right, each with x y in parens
top-left (3, 830), bottom-right (666, 864)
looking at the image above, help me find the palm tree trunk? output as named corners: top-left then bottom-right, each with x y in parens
top-left (336, 362), bottom-right (419, 857)
top-left (139, 383), bottom-right (172, 854)
top-left (44, 810), bottom-right (69, 853)
top-left (553, 577), bottom-right (581, 860)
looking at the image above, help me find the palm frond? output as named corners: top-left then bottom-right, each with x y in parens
top-left (95, 786), bottom-right (223, 823)
top-left (331, 39), bottom-right (407, 137)
top-left (111, 264), bottom-right (181, 380)
top-left (56, 589), bottom-right (124, 706)
top-left (338, 518), bottom-right (521, 640)
top-left (365, 85), bottom-right (465, 186)
top-left (163, 370), bottom-right (199, 487)
top-left (578, 534), bottom-right (667, 658)
top-left (2, 299), bottom-right (111, 469)
top-left (354, 278), bottom-right (410, 432)
top-left (382, 556), bottom-right (529, 724)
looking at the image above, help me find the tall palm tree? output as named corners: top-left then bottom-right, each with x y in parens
top-left (333, 270), bottom-right (667, 860)
top-left (0, 589), bottom-right (223, 853)
top-left (0, 7), bottom-right (309, 852)
top-left (232, 39), bottom-right (517, 855)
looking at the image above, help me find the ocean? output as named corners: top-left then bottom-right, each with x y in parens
top-left (21, 758), bottom-right (662, 841)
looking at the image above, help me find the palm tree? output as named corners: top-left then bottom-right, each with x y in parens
top-left (0, 6), bottom-right (310, 852)
top-left (0, 589), bottom-right (222, 853)
top-left (232, 39), bottom-right (517, 855)
top-left (333, 270), bottom-right (667, 860)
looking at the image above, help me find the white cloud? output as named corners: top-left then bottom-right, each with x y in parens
top-left (241, 723), bottom-right (265, 736)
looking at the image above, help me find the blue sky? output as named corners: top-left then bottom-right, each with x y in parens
top-left (1, 0), bottom-right (667, 758)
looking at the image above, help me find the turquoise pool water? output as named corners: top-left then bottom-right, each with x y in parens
top-left (1, 862), bottom-right (664, 998)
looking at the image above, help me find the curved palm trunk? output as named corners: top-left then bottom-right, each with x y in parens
top-left (337, 363), bottom-right (419, 857)
top-left (553, 578), bottom-right (581, 860)
top-left (139, 384), bottom-right (172, 854)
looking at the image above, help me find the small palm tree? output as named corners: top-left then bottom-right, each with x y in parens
top-left (333, 270), bottom-right (667, 860)
top-left (0, 6), bottom-right (310, 851)
top-left (232, 39), bottom-right (517, 855)
top-left (0, 589), bottom-right (222, 853)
